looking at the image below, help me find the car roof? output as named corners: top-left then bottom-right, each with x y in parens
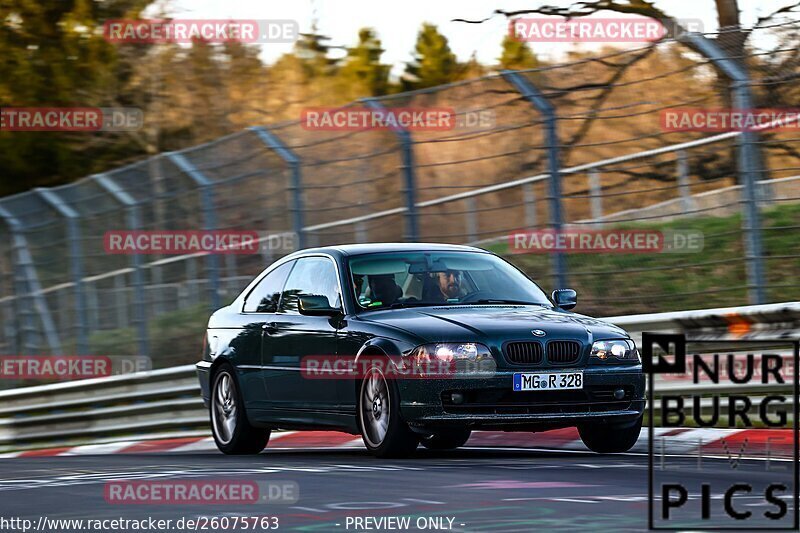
top-left (286, 242), bottom-right (491, 257)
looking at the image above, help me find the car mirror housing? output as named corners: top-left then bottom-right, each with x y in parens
top-left (552, 288), bottom-right (577, 310)
top-left (298, 294), bottom-right (343, 316)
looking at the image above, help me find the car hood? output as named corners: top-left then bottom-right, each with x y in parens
top-left (359, 305), bottom-right (629, 346)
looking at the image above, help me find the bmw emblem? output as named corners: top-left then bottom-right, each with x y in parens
top-left (531, 329), bottom-right (546, 337)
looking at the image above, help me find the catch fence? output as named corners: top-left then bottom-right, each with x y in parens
top-left (1, 22), bottom-right (799, 366)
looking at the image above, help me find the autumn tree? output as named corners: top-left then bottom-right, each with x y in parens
top-left (460, 51), bottom-right (487, 79)
top-left (338, 28), bottom-right (391, 98)
top-left (402, 23), bottom-right (459, 90)
top-left (0, 0), bottom-right (151, 195)
top-left (498, 34), bottom-right (539, 70)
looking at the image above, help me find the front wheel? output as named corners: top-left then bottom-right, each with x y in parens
top-left (358, 367), bottom-right (419, 458)
top-left (420, 430), bottom-right (471, 450)
top-left (578, 415), bottom-right (642, 453)
top-left (211, 363), bottom-right (271, 455)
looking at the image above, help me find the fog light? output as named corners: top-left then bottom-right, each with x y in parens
top-left (613, 388), bottom-right (625, 400)
top-left (451, 392), bottom-right (464, 404)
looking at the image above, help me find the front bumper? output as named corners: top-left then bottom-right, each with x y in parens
top-left (398, 365), bottom-right (645, 431)
top-left (196, 360), bottom-right (212, 407)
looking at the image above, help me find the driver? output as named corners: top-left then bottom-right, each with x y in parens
top-left (434, 269), bottom-right (461, 301)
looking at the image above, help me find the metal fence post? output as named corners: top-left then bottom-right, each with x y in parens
top-left (465, 197), bottom-right (478, 243)
top-left (85, 281), bottom-right (99, 331)
top-left (56, 289), bottom-right (69, 341)
top-left (0, 264), bottom-right (17, 355)
top-left (362, 99), bottom-right (420, 242)
top-left (148, 156), bottom-right (166, 311)
top-left (682, 33), bottom-right (766, 304)
top-left (250, 127), bottom-right (306, 249)
top-left (93, 173), bottom-right (150, 356)
top-left (502, 70), bottom-right (568, 289)
top-left (149, 266), bottom-right (164, 315)
top-left (223, 254), bottom-right (237, 299)
top-left (186, 258), bottom-right (198, 305)
top-left (588, 171), bottom-right (603, 228)
top-left (167, 153), bottom-right (222, 311)
top-left (522, 183), bottom-right (537, 228)
top-left (0, 205), bottom-right (62, 354)
top-left (676, 150), bottom-right (695, 213)
top-left (113, 275), bottom-right (128, 329)
top-left (34, 188), bottom-right (89, 354)
top-left (354, 221), bottom-right (368, 244)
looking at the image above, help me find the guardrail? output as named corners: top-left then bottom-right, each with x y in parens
top-left (0, 365), bottom-right (203, 452)
top-left (605, 301), bottom-right (800, 344)
top-left (0, 302), bottom-right (796, 452)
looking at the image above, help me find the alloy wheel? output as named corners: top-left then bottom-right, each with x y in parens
top-left (212, 371), bottom-right (238, 445)
top-left (360, 368), bottom-right (390, 447)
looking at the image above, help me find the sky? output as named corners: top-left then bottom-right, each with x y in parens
top-left (160, 0), bottom-right (793, 75)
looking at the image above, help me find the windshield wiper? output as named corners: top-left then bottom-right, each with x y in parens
top-left (389, 301), bottom-right (436, 309)
top-left (471, 299), bottom-right (550, 306)
top-left (380, 300), bottom-right (550, 309)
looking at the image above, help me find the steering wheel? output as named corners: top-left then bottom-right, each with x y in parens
top-left (458, 291), bottom-right (493, 304)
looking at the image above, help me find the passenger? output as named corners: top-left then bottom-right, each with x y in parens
top-left (367, 274), bottom-right (402, 306)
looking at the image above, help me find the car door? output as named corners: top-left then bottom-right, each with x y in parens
top-left (263, 256), bottom-right (343, 417)
top-left (237, 260), bottom-right (294, 412)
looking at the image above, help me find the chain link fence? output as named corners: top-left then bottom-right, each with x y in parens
top-left (1, 22), bottom-right (799, 368)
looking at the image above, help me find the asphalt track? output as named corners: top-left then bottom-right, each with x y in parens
top-left (0, 443), bottom-right (796, 532)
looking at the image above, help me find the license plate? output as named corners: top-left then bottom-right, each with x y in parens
top-left (513, 371), bottom-right (583, 391)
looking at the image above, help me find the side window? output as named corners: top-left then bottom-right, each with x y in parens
top-left (279, 257), bottom-right (341, 314)
top-left (243, 261), bottom-right (294, 313)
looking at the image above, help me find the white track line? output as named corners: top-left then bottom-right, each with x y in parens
top-left (60, 441), bottom-right (140, 456)
top-left (168, 437), bottom-right (216, 453)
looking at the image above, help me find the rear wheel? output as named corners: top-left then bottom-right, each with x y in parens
top-left (420, 429), bottom-right (471, 450)
top-left (358, 367), bottom-right (419, 458)
top-left (578, 415), bottom-right (642, 453)
top-left (211, 363), bottom-right (270, 455)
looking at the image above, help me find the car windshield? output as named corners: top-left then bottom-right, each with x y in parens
top-left (349, 251), bottom-right (552, 310)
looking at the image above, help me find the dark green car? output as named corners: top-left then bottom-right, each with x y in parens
top-left (197, 243), bottom-right (645, 458)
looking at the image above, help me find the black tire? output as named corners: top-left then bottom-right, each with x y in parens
top-left (210, 363), bottom-right (270, 455)
top-left (358, 367), bottom-right (419, 458)
top-left (420, 429), bottom-right (472, 450)
top-left (578, 415), bottom-right (643, 453)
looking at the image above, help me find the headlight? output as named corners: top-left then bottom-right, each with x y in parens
top-left (404, 342), bottom-right (496, 377)
top-left (591, 339), bottom-right (639, 362)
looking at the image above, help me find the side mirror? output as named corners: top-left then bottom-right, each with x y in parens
top-left (298, 294), bottom-right (342, 317)
top-left (552, 288), bottom-right (577, 310)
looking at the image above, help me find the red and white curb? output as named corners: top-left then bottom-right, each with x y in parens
top-left (0, 427), bottom-right (793, 458)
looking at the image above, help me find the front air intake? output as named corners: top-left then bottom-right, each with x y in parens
top-left (546, 340), bottom-right (582, 364)
top-left (504, 341), bottom-right (544, 365)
